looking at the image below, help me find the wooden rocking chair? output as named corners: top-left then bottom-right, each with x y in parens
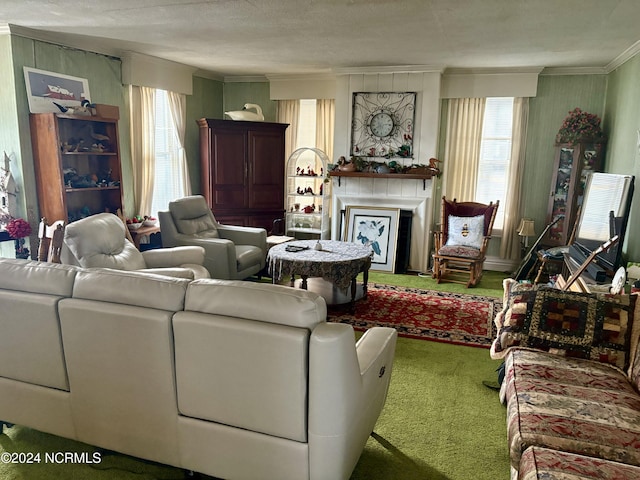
top-left (37, 217), bottom-right (65, 263)
top-left (432, 196), bottom-right (499, 287)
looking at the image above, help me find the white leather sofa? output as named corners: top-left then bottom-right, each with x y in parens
top-left (0, 257), bottom-right (397, 480)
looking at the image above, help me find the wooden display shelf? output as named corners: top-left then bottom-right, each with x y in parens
top-left (65, 186), bottom-right (121, 193)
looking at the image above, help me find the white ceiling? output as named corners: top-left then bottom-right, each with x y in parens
top-left (2, 0), bottom-right (640, 78)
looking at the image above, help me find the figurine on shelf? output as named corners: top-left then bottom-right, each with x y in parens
top-left (428, 157), bottom-right (442, 176)
top-left (337, 156), bottom-right (356, 172)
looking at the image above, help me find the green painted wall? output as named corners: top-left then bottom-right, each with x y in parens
top-left (8, 36), bottom-right (131, 217)
top-left (186, 75), bottom-right (224, 195)
top-left (522, 74), bottom-right (607, 231)
top-left (603, 55), bottom-right (640, 261)
top-left (223, 82), bottom-right (277, 122)
top-left (438, 76), bottom-right (608, 262)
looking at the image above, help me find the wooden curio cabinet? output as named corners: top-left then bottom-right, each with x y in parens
top-left (544, 141), bottom-right (605, 246)
top-left (30, 110), bottom-right (123, 223)
top-left (198, 118), bottom-right (288, 231)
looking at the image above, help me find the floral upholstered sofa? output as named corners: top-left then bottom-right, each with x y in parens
top-left (491, 279), bottom-right (640, 479)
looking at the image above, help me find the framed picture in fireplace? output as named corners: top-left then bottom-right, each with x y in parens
top-left (344, 206), bottom-right (400, 272)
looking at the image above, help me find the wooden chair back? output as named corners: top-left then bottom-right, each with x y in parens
top-left (116, 208), bottom-right (135, 244)
top-left (37, 218), bottom-right (65, 263)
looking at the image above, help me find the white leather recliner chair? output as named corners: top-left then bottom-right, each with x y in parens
top-left (60, 212), bottom-right (210, 279)
top-left (159, 195), bottom-right (267, 280)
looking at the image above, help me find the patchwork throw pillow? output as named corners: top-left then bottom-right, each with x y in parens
top-left (493, 278), bottom-right (536, 330)
top-left (446, 215), bottom-right (484, 249)
top-left (490, 287), bottom-right (636, 370)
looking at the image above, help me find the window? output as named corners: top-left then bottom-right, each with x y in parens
top-left (476, 97), bottom-right (514, 230)
top-left (297, 99), bottom-right (317, 148)
top-left (150, 89), bottom-right (186, 216)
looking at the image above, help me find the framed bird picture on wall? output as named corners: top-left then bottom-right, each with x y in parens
top-left (23, 67), bottom-right (91, 114)
top-left (344, 206), bottom-right (400, 272)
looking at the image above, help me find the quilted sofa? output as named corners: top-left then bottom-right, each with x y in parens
top-left (0, 257), bottom-right (397, 480)
top-left (491, 279), bottom-right (640, 479)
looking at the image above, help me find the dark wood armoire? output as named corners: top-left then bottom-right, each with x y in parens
top-left (197, 118), bottom-right (288, 232)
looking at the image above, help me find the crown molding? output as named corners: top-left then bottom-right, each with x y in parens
top-left (332, 65), bottom-right (445, 75)
top-left (193, 69), bottom-right (225, 82)
top-left (606, 38), bottom-right (640, 72)
top-left (266, 73), bottom-right (336, 82)
top-left (444, 67), bottom-right (544, 75)
top-left (0, 23), bottom-right (10, 35)
top-left (223, 75), bottom-right (269, 83)
top-left (540, 66), bottom-right (608, 76)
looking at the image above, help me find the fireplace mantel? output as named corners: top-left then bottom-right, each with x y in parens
top-left (330, 176), bottom-right (434, 273)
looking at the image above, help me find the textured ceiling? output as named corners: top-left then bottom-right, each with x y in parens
top-left (2, 0), bottom-right (640, 77)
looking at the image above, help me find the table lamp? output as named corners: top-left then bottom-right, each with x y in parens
top-left (517, 219), bottom-right (536, 248)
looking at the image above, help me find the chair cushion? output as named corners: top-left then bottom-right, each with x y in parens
top-left (446, 214), bottom-right (484, 249)
top-left (437, 244), bottom-right (481, 259)
top-left (64, 213), bottom-right (147, 270)
top-left (491, 286), bottom-right (636, 370)
top-left (236, 245), bottom-right (264, 271)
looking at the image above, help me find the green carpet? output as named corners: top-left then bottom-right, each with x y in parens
top-left (365, 270), bottom-right (505, 298)
top-left (351, 338), bottom-right (509, 480)
top-left (0, 270), bottom-right (511, 480)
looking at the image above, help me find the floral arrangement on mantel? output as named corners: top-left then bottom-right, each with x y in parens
top-left (6, 217), bottom-right (31, 259)
top-left (555, 107), bottom-right (606, 145)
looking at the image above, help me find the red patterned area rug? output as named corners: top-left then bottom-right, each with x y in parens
top-left (327, 284), bottom-right (502, 348)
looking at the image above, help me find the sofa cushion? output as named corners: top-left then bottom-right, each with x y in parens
top-left (173, 311), bottom-right (310, 443)
top-left (72, 268), bottom-right (190, 311)
top-left (491, 287), bottom-right (636, 370)
top-left (185, 279), bottom-right (326, 330)
top-left (518, 446), bottom-right (640, 480)
top-left (503, 348), bottom-right (640, 470)
top-left (0, 258), bottom-right (78, 296)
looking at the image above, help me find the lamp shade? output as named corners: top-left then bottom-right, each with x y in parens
top-left (518, 219), bottom-right (535, 237)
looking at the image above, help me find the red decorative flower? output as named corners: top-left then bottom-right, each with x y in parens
top-left (556, 107), bottom-right (606, 144)
top-left (6, 218), bottom-right (32, 239)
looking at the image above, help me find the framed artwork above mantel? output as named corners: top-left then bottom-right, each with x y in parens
top-left (351, 92), bottom-right (416, 158)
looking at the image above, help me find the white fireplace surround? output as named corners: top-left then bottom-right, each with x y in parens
top-left (330, 177), bottom-right (433, 273)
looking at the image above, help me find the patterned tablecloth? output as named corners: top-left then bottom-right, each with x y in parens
top-left (267, 240), bottom-right (373, 290)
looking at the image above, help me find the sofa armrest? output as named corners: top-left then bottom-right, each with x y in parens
top-left (308, 323), bottom-right (397, 480)
top-left (141, 246), bottom-right (205, 268)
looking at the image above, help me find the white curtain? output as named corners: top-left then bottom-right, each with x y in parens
top-left (277, 100), bottom-right (300, 161)
top-left (316, 99), bottom-right (335, 163)
top-left (128, 85), bottom-right (156, 216)
top-left (166, 90), bottom-right (192, 197)
top-left (443, 98), bottom-right (486, 201)
top-left (500, 97), bottom-right (529, 260)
